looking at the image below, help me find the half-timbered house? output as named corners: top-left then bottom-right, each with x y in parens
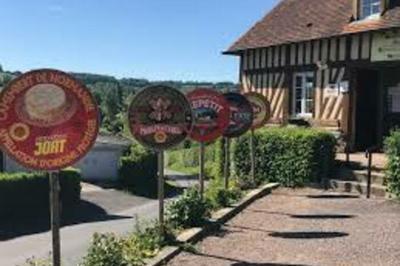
top-left (225, 0), bottom-right (400, 150)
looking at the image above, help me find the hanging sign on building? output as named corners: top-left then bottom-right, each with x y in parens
top-left (0, 69), bottom-right (99, 170)
top-left (371, 30), bottom-right (400, 62)
top-left (223, 92), bottom-right (253, 138)
top-left (128, 85), bottom-right (193, 150)
top-left (244, 92), bottom-right (271, 129)
top-left (187, 88), bottom-right (230, 142)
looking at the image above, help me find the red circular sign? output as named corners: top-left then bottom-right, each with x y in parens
top-left (0, 69), bottom-right (99, 171)
top-left (187, 88), bottom-right (230, 142)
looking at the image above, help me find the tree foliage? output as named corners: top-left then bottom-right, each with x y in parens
top-left (0, 66), bottom-right (237, 135)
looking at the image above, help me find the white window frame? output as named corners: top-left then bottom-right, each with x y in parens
top-left (360, 0), bottom-right (381, 20)
top-left (292, 72), bottom-right (314, 118)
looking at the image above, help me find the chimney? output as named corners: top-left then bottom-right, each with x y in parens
top-left (381, 0), bottom-right (390, 14)
top-left (353, 0), bottom-right (360, 20)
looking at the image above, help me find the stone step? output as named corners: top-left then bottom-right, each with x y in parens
top-left (333, 165), bottom-right (385, 185)
top-left (329, 179), bottom-right (387, 198)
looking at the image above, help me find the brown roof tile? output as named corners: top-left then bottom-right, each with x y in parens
top-left (226, 0), bottom-right (400, 54)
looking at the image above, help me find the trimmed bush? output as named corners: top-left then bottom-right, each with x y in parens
top-left (0, 168), bottom-right (81, 218)
top-left (234, 127), bottom-right (336, 187)
top-left (385, 130), bottom-right (400, 198)
top-left (118, 143), bottom-right (158, 195)
top-left (166, 187), bottom-right (210, 229)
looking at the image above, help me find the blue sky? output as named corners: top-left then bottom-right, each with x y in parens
top-left (0, 0), bottom-right (278, 82)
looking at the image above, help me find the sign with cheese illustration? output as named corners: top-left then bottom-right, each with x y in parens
top-left (0, 69), bottom-right (99, 170)
top-left (128, 85), bottom-right (193, 150)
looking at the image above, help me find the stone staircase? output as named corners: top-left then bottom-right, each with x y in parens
top-left (329, 153), bottom-right (387, 198)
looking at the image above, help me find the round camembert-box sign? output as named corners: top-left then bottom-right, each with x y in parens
top-left (128, 85), bottom-right (193, 150)
top-left (187, 88), bottom-right (230, 143)
top-left (0, 69), bottom-right (99, 171)
top-left (223, 92), bottom-right (253, 138)
top-left (245, 92), bottom-right (271, 129)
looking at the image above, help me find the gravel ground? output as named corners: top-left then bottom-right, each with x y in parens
top-left (167, 187), bottom-right (400, 266)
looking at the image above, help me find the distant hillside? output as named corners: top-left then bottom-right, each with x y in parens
top-left (0, 67), bottom-right (237, 92)
top-left (0, 65), bottom-right (237, 135)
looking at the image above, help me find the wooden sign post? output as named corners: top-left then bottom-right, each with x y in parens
top-left (224, 137), bottom-right (230, 189)
top-left (199, 142), bottom-right (205, 197)
top-left (128, 85), bottom-right (193, 236)
top-left (245, 93), bottom-right (271, 186)
top-left (186, 88), bottom-right (230, 196)
top-left (249, 129), bottom-right (256, 185)
top-left (222, 92), bottom-right (254, 189)
top-left (0, 69), bottom-right (100, 266)
top-left (49, 171), bottom-right (61, 266)
top-left (157, 151), bottom-right (165, 234)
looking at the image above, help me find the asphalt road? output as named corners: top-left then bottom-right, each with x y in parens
top-left (0, 170), bottom-right (197, 266)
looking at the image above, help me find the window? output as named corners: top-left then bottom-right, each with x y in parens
top-left (292, 72), bottom-right (314, 117)
top-left (361, 0), bottom-right (381, 19)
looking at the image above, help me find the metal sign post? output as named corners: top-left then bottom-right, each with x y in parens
top-left (199, 142), bottom-right (205, 197)
top-left (224, 137), bottom-right (230, 189)
top-left (250, 129), bottom-right (256, 186)
top-left (157, 151), bottom-right (165, 236)
top-left (49, 171), bottom-right (61, 266)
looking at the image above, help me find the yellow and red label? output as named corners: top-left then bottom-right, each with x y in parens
top-left (0, 69), bottom-right (99, 171)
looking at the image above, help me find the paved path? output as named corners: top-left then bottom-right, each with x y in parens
top-left (168, 187), bottom-right (400, 266)
top-left (0, 170), bottom-right (193, 266)
top-left (0, 187), bottom-right (157, 266)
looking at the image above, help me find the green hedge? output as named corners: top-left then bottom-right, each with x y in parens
top-left (0, 168), bottom-right (81, 218)
top-left (118, 143), bottom-right (158, 196)
top-left (233, 128), bottom-right (336, 187)
top-left (385, 130), bottom-right (400, 198)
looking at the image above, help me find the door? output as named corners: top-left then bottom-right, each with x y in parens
top-left (355, 69), bottom-right (380, 150)
top-left (292, 72), bottom-right (314, 118)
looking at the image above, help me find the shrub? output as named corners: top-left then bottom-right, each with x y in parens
top-left (166, 187), bottom-right (210, 229)
top-left (385, 130), bottom-right (400, 198)
top-left (80, 220), bottom-right (172, 266)
top-left (80, 233), bottom-right (130, 266)
top-left (118, 143), bottom-right (158, 196)
top-left (205, 178), bottom-right (242, 209)
top-left (233, 127), bottom-right (336, 187)
top-left (0, 168), bottom-right (81, 218)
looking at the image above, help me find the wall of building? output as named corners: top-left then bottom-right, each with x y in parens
top-left (239, 30), bottom-right (377, 135)
top-left (2, 146), bottom-right (124, 181)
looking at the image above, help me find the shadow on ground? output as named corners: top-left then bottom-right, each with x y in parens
top-left (269, 231), bottom-right (349, 239)
top-left (87, 180), bottom-right (184, 200)
top-left (290, 214), bottom-right (355, 219)
top-left (232, 263), bottom-right (309, 266)
top-left (307, 194), bottom-right (359, 199)
top-left (187, 251), bottom-right (309, 266)
top-left (246, 209), bottom-right (355, 220)
top-left (0, 200), bottom-right (130, 241)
